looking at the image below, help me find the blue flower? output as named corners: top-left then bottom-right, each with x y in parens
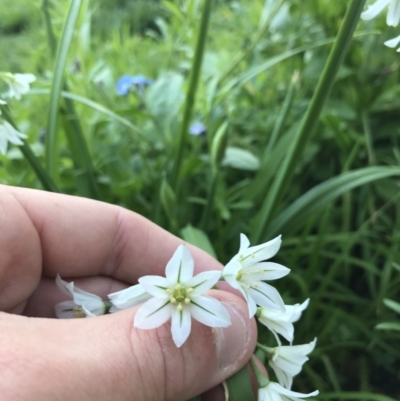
top-left (116, 74), bottom-right (154, 96)
top-left (189, 122), bottom-right (206, 136)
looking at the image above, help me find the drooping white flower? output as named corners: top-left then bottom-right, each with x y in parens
top-left (257, 299), bottom-right (310, 344)
top-left (108, 283), bottom-right (152, 312)
top-left (258, 381), bottom-right (319, 401)
top-left (134, 245), bottom-right (231, 348)
top-left (361, 0), bottom-right (400, 26)
top-left (384, 34), bottom-right (400, 51)
top-left (222, 234), bottom-right (290, 317)
top-left (268, 338), bottom-right (317, 389)
top-left (55, 275), bottom-right (109, 318)
top-left (0, 120), bottom-right (27, 155)
top-left (1, 72), bottom-right (36, 100)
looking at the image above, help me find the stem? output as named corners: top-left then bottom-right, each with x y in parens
top-left (0, 105), bottom-right (59, 192)
top-left (170, 0), bottom-right (213, 189)
top-left (250, 356), bottom-right (270, 388)
top-left (200, 170), bottom-right (218, 229)
top-left (252, 0), bottom-right (366, 243)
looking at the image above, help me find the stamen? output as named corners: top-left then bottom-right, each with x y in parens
top-left (170, 297), bottom-right (177, 303)
top-left (187, 287), bottom-right (193, 292)
top-left (177, 303), bottom-right (183, 311)
top-left (184, 298), bottom-right (190, 304)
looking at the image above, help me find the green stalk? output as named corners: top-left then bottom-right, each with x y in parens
top-left (45, 0), bottom-right (82, 179)
top-left (0, 105), bottom-right (58, 192)
top-left (200, 171), bottom-right (218, 229)
top-left (251, 0), bottom-right (366, 243)
top-left (43, 0), bottom-right (98, 199)
top-left (170, 0), bottom-right (213, 189)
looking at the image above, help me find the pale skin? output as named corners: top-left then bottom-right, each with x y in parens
top-left (0, 185), bottom-right (259, 401)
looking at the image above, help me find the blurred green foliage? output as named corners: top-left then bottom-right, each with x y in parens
top-left (1, 0), bottom-right (400, 399)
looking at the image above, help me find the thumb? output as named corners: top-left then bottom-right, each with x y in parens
top-left (1, 291), bottom-right (257, 401)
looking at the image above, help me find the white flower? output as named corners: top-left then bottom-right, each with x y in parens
top-left (268, 338), bottom-right (317, 389)
top-left (223, 234), bottom-right (290, 317)
top-left (134, 245), bottom-right (231, 348)
top-left (0, 120), bottom-right (27, 155)
top-left (258, 382), bottom-right (319, 401)
top-left (108, 283), bottom-right (152, 312)
top-left (1, 72), bottom-right (36, 100)
top-left (55, 275), bottom-right (109, 318)
top-left (384, 34), bottom-right (400, 51)
top-left (257, 299), bottom-right (310, 344)
top-left (361, 0), bottom-right (400, 26)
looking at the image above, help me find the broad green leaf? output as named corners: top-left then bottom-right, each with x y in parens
top-left (383, 299), bottom-right (400, 315)
top-left (181, 225), bottom-right (216, 258)
top-left (375, 322), bottom-right (400, 331)
top-left (225, 365), bottom-right (256, 401)
top-left (222, 147), bottom-right (260, 171)
top-left (46, 0), bottom-right (82, 179)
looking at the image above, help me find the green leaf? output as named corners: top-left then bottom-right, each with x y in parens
top-left (225, 365), bottom-right (256, 401)
top-left (317, 392), bottom-right (398, 401)
top-left (383, 299), bottom-right (400, 315)
top-left (269, 167), bottom-right (400, 236)
top-left (180, 225), bottom-right (216, 258)
top-left (375, 322), bottom-right (400, 331)
top-left (222, 147), bottom-right (260, 171)
top-left (45, 0), bottom-right (82, 179)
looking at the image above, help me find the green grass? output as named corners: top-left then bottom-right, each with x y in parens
top-left (1, 0), bottom-right (400, 399)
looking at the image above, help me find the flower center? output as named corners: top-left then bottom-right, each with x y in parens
top-left (168, 284), bottom-right (192, 309)
top-left (173, 286), bottom-right (187, 303)
top-left (72, 306), bottom-right (86, 318)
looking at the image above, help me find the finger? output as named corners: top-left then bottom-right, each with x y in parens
top-left (0, 185), bottom-right (224, 312)
top-left (0, 291), bottom-right (257, 401)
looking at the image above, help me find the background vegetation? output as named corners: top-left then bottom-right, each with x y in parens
top-left (1, 0), bottom-right (399, 400)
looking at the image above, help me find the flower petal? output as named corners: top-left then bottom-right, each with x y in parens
top-left (223, 260), bottom-right (241, 281)
top-left (270, 382), bottom-right (319, 398)
top-left (189, 295), bottom-right (231, 327)
top-left (171, 306), bottom-right (191, 347)
top-left (54, 301), bottom-right (78, 319)
top-left (165, 244), bottom-right (194, 283)
top-left (247, 282), bottom-right (285, 312)
top-left (242, 262), bottom-right (290, 281)
top-left (240, 235), bottom-right (282, 266)
top-left (290, 298), bottom-right (310, 323)
top-left (361, 0), bottom-right (390, 20)
top-left (384, 33), bottom-right (400, 47)
top-left (241, 286), bottom-right (258, 317)
top-left (185, 270), bottom-right (222, 296)
top-left (239, 233), bottom-right (251, 252)
top-left (108, 284), bottom-right (152, 309)
top-left (138, 276), bottom-right (171, 298)
top-left (134, 297), bottom-right (173, 329)
top-left (387, 0), bottom-right (400, 26)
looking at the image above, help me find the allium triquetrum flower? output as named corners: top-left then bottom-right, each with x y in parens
top-left (361, 0), bottom-right (400, 26)
top-left (257, 299), bottom-right (310, 344)
top-left (258, 381), bottom-right (319, 401)
top-left (0, 72), bottom-right (36, 100)
top-left (0, 120), bottom-right (27, 155)
top-left (108, 283), bottom-right (152, 312)
top-left (55, 275), bottom-right (110, 318)
top-left (266, 338), bottom-right (317, 389)
top-left (222, 233), bottom-right (289, 317)
top-left (134, 244), bottom-right (231, 348)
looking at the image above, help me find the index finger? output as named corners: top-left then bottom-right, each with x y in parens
top-left (1, 185), bottom-right (222, 283)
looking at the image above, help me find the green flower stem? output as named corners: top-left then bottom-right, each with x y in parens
top-left (0, 105), bottom-right (58, 192)
top-left (252, 0), bottom-right (366, 243)
top-left (45, 0), bottom-right (82, 180)
top-left (43, 0), bottom-right (99, 199)
top-left (200, 170), bottom-right (218, 230)
top-left (256, 342), bottom-right (274, 359)
top-left (170, 0), bottom-right (213, 190)
top-left (250, 355), bottom-right (270, 388)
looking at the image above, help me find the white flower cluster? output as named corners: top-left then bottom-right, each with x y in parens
top-left (0, 72), bottom-right (35, 155)
top-left (361, 0), bottom-right (400, 51)
top-left (54, 234), bottom-right (318, 400)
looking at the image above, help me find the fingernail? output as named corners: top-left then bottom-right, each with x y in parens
top-left (214, 302), bottom-right (250, 369)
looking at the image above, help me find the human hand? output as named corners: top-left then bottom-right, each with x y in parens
top-left (0, 185), bottom-right (257, 401)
